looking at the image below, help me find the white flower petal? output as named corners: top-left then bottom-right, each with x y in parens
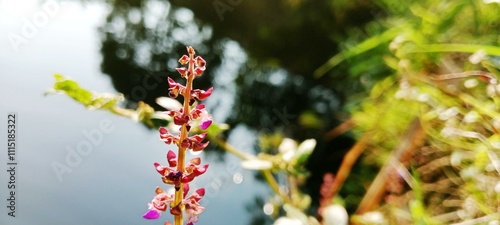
top-left (240, 159), bottom-right (273, 170)
top-left (151, 112), bottom-right (172, 120)
top-left (469, 49), bottom-right (486, 64)
top-left (282, 150), bottom-right (295, 162)
top-left (297, 139), bottom-right (317, 155)
top-left (322, 205), bottom-right (349, 225)
top-left (359, 211), bottom-right (385, 224)
top-left (156, 97), bottom-right (182, 110)
top-left (279, 138), bottom-right (297, 154)
top-left (274, 217), bottom-right (303, 225)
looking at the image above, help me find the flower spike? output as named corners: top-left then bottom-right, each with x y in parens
top-left (144, 46), bottom-right (212, 225)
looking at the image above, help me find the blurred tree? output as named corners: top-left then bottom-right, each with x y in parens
top-left (170, 0), bottom-right (377, 75)
top-left (95, 0), bottom-right (383, 222)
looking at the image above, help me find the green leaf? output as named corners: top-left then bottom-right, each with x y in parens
top-left (298, 111), bottom-right (323, 129)
top-left (49, 74), bottom-right (123, 111)
top-left (52, 74), bottom-right (93, 105)
top-left (205, 122), bottom-right (229, 137)
top-left (314, 26), bottom-right (403, 78)
top-left (405, 44), bottom-right (500, 56)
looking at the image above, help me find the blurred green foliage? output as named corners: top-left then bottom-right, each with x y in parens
top-left (342, 0), bottom-right (500, 224)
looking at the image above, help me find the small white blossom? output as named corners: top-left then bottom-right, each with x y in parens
top-left (322, 205), bottom-right (348, 225)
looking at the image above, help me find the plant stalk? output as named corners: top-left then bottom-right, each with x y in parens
top-left (174, 52), bottom-right (196, 225)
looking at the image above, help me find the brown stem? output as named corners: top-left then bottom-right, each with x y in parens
top-left (355, 119), bottom-right (425, 214)
top-left (323, 118), bottom-right (355, 141)
top-left (174, 50), bottom-right (196, 225)
top-left (319, 133), bottom-right (370, 212)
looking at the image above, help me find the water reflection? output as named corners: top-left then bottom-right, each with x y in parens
top-left (100, 0), bottom-right (220, 110)
top-left (246, 196), bottom-right (274, 225)
top-left (96, 0), bottom-right (378, 223)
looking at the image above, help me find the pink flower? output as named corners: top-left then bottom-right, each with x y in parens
top-left (166, 109), bottom-right (190, 126)
top-left (200, 109), bottom-right (212, 130)
top-left (183, 183), bottom-right (206, 217)
top-left (190, 104), bottom-right (205, 119)
top-left (190, 104), bottom-right (212, 130)
top-left (142, 186), bottom-right (174, 219)
top-left (177, 53), bottom-right (205, 78)
top-left (153, 151), bottom-right (209, 188)
top-left (143, 46), bottom-right (211, 225)
top-left (182, 133), bottom-right (210, 151)
top-left (142, 184), bottom-right (206, 224)
top-left (193, 56), bottom-right (206, 76)
top-left (178, 55), bottom-right (189, 65)
top-left (167, 77), bottom-right (185, 98)
top-left (167, 105), bottom-right (212, 129)
top-left (182, 158), bottom-right (209, 183)
top-left (191, 87), bottom-right (213, 101)
top-left (194, 56), bottom-right (206, 69)
top-left (142, 209), bottom-right (161, 220)
top-left (167, 150), bottom-right (177, 167)
top-left (159, 127), bottom-right (179, 145)
top-left (160, 125), bottom-right (210, 151)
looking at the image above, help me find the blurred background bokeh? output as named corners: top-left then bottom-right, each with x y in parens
top-left (1, 0), bottom-right (500, 224)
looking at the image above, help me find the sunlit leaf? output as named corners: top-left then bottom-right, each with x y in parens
top-left (51, 74), bottom-right (93, 105)
top-left (49, 74), bottom-right (123, 111)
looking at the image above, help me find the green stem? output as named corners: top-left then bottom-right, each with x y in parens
top-left (458, 93), bottom-right (500, 120)
top-left (209, 134), bottom-right (292, 205)
top-left (262, 170), bottom-right (292, 204)
top-left (209, 134), bottom-right (251, 160)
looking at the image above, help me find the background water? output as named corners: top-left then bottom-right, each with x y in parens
top-left (0, 1), bottom-right (269, 224)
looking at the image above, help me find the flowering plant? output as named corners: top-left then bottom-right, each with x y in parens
top-left (142, 46), bottom-right (213, 225)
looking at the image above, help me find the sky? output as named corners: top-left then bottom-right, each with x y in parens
top-left (0, 1), bottom-right (268, 224)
